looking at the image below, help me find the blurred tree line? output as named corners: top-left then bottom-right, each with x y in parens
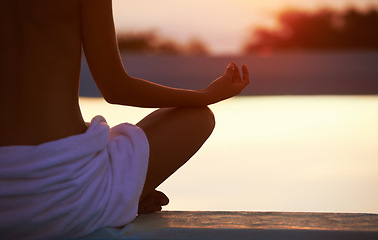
top-left (244, 7), bottom-right (378, 54)
top-left (117, 31), bottom-right (209, 55)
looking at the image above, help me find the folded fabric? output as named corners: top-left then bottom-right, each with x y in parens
top-left (0, 116), bottom-right (149, 240)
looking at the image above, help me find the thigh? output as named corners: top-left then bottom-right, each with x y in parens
top-left (136, 107), bottom-right (215, 200)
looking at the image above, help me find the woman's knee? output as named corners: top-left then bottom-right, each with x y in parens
top-left (200, 106), bottom-right (216, 130)
top-left (137, 106), bottom-right (215, 140)
top-left (188, 106), bottom-right (215, 136)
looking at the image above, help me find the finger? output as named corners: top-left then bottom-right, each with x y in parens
top-left (242, 64), bottom-right (250, 84)
top-left (232, 62), bottom-right (242, 83)
top-left (224, 62), bottom-right (234, 76)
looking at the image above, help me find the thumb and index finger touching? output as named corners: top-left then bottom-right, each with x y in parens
top-left (242, 64), bottom-right (250, 85)
top-left (226, 62), bottom-right (250, 86)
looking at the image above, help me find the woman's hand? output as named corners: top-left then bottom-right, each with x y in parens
top-left (204, 62), bottom-right (249, 104)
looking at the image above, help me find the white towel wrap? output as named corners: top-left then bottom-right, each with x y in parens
top-left (0, 116), bottom-right (149, 240)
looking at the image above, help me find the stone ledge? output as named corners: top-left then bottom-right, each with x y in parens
top-left (82, 211), bottom-right (378, 240)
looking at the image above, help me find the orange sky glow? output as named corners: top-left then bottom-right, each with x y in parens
top-left (112, 0), bottom-right (378, 55)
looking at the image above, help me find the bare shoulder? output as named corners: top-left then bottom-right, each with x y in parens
top-left (0, 0), bottom-right (87, 146)
top-left (0, 0), bottom-right (80, 22)
top-left (0, 0), bottom-right (82, 76)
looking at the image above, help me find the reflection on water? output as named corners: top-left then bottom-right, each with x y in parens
top-left (79, 95), bottom-right (378, 214)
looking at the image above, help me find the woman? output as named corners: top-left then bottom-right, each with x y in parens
top-left (0, 0), bottom-right (249, 239)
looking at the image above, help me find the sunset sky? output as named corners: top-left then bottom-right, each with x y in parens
top-left (112, 0), bottom-right (378, 55)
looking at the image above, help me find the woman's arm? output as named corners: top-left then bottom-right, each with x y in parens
top-left (80, 0), bottom-right (249, 108)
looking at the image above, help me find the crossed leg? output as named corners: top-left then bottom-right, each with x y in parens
top-left (136, 107), bottom-right (215, 214)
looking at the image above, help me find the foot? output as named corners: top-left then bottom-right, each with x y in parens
top-left (138, 190), bottom-right (169, 214)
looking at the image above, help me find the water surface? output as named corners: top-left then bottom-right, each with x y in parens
top-left (80, 95), bottom-right (378, 214)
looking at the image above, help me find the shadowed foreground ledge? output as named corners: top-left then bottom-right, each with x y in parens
top-left (82, 211), bottom-right (378, 240)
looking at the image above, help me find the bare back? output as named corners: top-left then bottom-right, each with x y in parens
top-left (0, 0), bottom-right (87, 146)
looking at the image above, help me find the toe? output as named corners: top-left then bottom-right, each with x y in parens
top-left (154, 190), bottom-right (169, 206)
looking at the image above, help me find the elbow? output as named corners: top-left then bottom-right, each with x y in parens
top-left (99, 86), bottom-right (121, 105)
top-left (98, 74), bottom-right (133, 105)
top-left (102, 88), bottom-right (135, 106)
top-left (103, 95), bottom-right (117, 105)
top-left (102, 92), bottom-right (123, 105)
